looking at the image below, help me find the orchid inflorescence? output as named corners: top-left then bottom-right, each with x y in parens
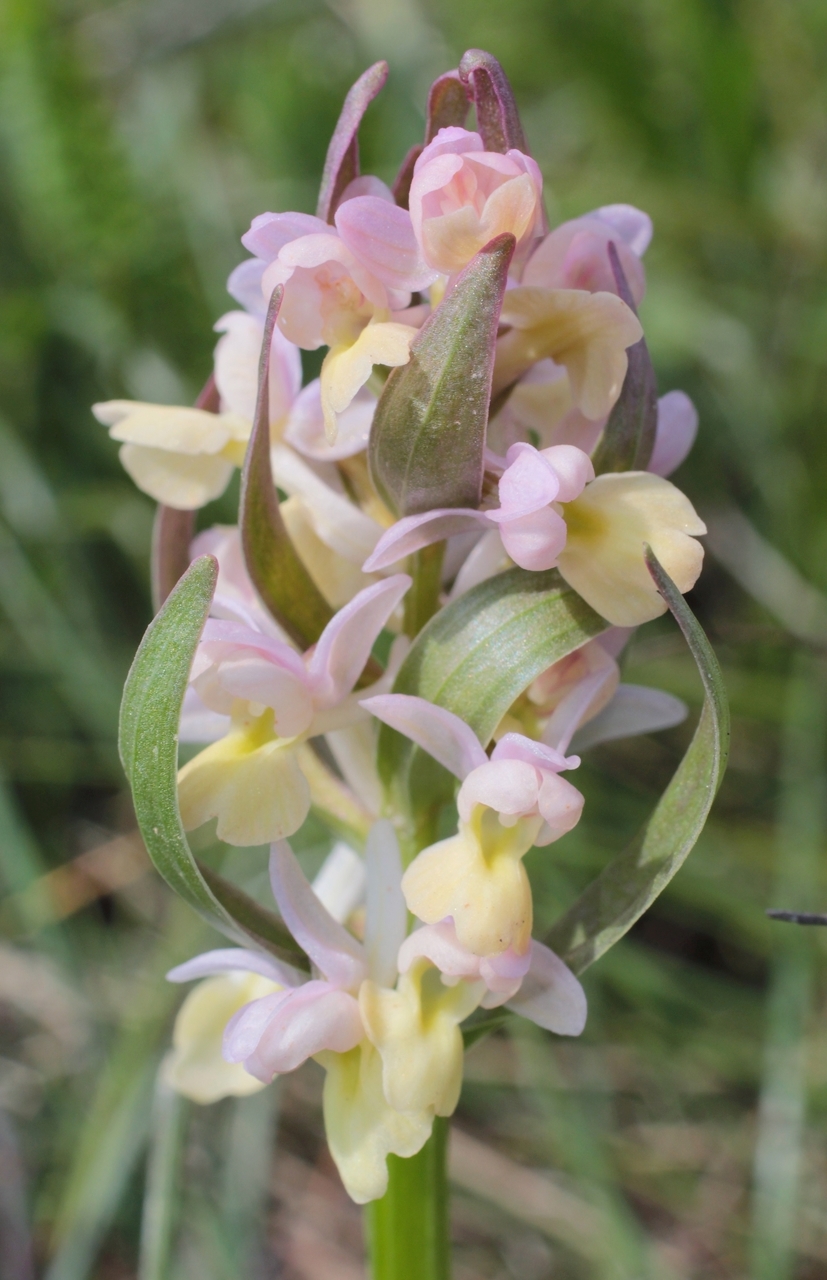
top-left (110, 52), bottom-right (726, 1213)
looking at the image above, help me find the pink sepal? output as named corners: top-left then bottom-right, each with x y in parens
top-left (225, 981), bottom-right (363, 1081)
top-left (166, 948), bottom-right (300, 987)
top-left (506, 941), bottom-right (587, 1035)
top-left (360, 693), bottom-right (487, 780)
top-left (335, 196), bottom-right (438, 292)
top-left (648, 391), bottom-right (698, 477)
top-left (305, 575), bottom-right (411, 708)
top-left (362, 508), bottom-right (491, 572)
top-left (241, 211), bottom-right (328, 261)
top-left (269, 841), bottom-right (366, 991)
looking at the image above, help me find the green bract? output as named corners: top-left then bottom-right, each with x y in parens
top-left (369, 234), bottom-right (515, 517)
top-left (119, 554), bottom-right (308, 969)
top-left (590, 243), bottom-right (658, 474)
top-left (547, 548), bottom-right (730, 972)
top-left (239, 286), bottom-right (333, 650)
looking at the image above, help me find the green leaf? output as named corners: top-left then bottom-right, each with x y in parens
top-left (316, 61), bottom-right (388, 222)
top-left (590, 244), bottom-right (657, 474)
top-left (119, 554), bottom-right (308, 968)
top-left (546, 548), bottom-right (730, 973)
top-left (369, 234), bottom-right (515, 517)
top-left (459, 49), bottom-right (528, 153)
top-left (239, 286), bottom-right (333, 650)
top-left (379, 568), bottom-right (607, 842)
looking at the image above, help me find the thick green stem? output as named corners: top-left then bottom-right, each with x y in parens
top-left (366, 1118), bottom-right (451, 1280)
top-left (403, 543), bottom-right (445, 639)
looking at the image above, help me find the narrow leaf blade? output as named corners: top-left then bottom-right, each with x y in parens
top-left (458, 49), bottom-right (528, 153)
top-left (119, 555), bottom-right (307, 967)
top-left (546, 549), bottom-right (730, 972)
top-left (239, 286), bottom-right (333, 649)
top-left (590, 243), bottom-right (657, 474)
top-left (317, 61), bottom-right (388, 222)
top-left (369, 234), bottom-right (515, 516)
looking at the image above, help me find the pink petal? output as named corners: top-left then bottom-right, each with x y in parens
top-left (413, 127), bottom-right (484, 173)
top-left (595, 204), bottom-right (653, 256)
top-left (306, 575), bottom-right (411, 708)
top-left (497, 506), bottom-right (568, 571)
top-left (397, 920), bottom-right (481, 979)
top-left (284, 379), bottom-right (375, 461)
top-left (338, 175), bottom-right (396, 203)
top-left (491, 733), bottom-right (577, 774)
top-left (480, 946), bottom-right (532, 992)
top-left (506, 941), bottom-right (587, 1035)
top-left (226, 258), bottom-right (267, 316)
top-left (570, 684), bottom-right (687, 753)
top-left (539, 445), bottom-right (595, 502)
top-left (648, 391), bottom-right (698, 477)
top-left (360, 694), bottom-right (487, 781)
top-left (223, 988), bottom-right (294, 1061)
top-left (362, 508), bottom-right (493, 573)
top-left (166, 948), bottom-right (298, 985)
top-left (457, 758), bottom-right (541, 822)
top-left (534, 773), bottom-right (585, 846)
top-left (541, 666), bottom-right (618, 755)
top-left (241, 211), bottom-right (328, 261)
top-left (335, 196), bottom-right (437, 292)
top-left (269, 841), bottom-right (366, 990)
top-left (364, 820), bottom-right (407, 987)
top-left (494, 444), bottom-right (560, 517)
top-left (243, 983), bottom-right (364, 1080)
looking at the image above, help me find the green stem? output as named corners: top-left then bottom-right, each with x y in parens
top-left (403, 543), bottom-right (445, 639)
top-left (366, 1118), bottom-right (451, 1280)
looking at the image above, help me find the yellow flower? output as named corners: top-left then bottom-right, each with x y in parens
top-left (93, 401), bottom-right (251, 509)
top-left (320, 321), bottom-right (417, 442)
top-left (494, 287), bottom-right (643, 419)
top-left (360, 960), bottom-right (482, 1116)
top-left (177, 709), bottom-right (310, 847)
top-left (164, 972), bottom-right (281, 1104)
top-left (401, 807), bottom-right (543, 958)
top-left (317, 1041), bottom-right (433, 1204)
top-left (558, 472), bottom-right (706, 626)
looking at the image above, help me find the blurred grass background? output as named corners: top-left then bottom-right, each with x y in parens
top-left (2, 0), bottom-right (827, 1276)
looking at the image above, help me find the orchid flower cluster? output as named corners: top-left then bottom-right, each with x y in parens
top-left (108, 54), bottom-right (711, 1208)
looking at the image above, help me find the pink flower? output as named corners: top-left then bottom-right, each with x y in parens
top-left (362, 442), bottom-right (594, 575)
top-left (397, 920), bottom-right (587, 1034)
top-left (361, 693), bottom-right (584, 955)
top-left (523, 204), bottom-right (652, 304)
top-left (177, 575), bottom-right (410, 846)
top-left (408, 126), bottom-right (544, 275)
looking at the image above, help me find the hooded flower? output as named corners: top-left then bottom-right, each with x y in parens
top-left (362, 442), bottom-right (594, 575)
top-left (240, 189), bottom-right (431, 441)
top-left (361, 695), bottom-right (584, 957)
top-left (408, 126), bottom-right (544, 276)
top-left (166, 826), bottom-right (483, 1203)
top-left (523, 204), bottom-right (652, 303)
top-left (177, 575), bottom-right (410, 846)
top-left (363, 448), bottom-right (706, 628)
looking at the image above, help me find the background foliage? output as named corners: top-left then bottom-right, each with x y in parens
top-left (2, 0), bottom-right (827, 1276)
